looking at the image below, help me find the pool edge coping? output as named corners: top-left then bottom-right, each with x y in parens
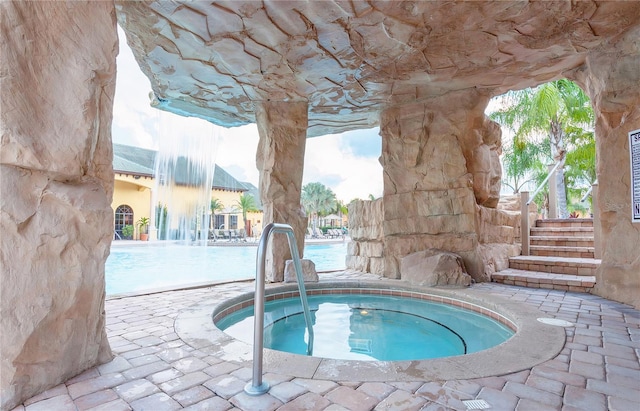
top-left (174, 279), bottom-right (567, 382)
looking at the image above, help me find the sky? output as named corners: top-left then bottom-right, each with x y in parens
top-left (112, 27), bottom-right (383, 203)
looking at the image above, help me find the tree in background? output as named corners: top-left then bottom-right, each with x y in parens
top-left (490, 79), bottom-right (594, 218)
top-left (302, 182), bottom-right (337, 233)
top-left (235, 194), bottom-right (258, 236)
top-left (334, 199), bottom-right (349, 226)
top-left (210, 198), bottom-right (224, 231)
top-left (564, 125), bottom-right (596, 215)
top-left (501, 138), bottom-right (550, 194)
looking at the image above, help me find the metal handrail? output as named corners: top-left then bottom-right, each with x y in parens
top-left (527, 161), bottom-right (562, 205)
top-left (244, 223), bottom-right (314, 396)
top-left (580, 185), bottom-right (594, 203)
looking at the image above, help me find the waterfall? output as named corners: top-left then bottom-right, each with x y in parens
top-left (153, 117), bottom-right (219, 245)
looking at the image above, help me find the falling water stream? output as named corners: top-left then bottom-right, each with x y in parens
top-left (153, 117), bottom-right (220, 245)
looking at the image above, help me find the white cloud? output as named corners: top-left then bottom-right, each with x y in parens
top-left (216, 124), bottom-right (261, 184)
top-left (112, 27), bottom-right (158, 149)
top-left (304, 134), bottom-right (383, 202)
top-left (112, 26), bottom-right (382, 203)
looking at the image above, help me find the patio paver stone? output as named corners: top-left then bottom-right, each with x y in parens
top-left (13, 272), bottom-right (640, 411)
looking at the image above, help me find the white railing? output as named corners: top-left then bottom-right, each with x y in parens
top-left (527, 162), bottom-right (560, 218)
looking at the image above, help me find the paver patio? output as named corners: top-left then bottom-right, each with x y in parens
top-left (13, 272), bottom-right (640, 410)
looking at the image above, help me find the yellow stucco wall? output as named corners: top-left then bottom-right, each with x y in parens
top-left (112, 173), bottom-right (264, 240)
top-left (112, 175), bottom-right (153, 239)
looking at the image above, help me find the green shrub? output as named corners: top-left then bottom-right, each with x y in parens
top-left (121, 224), bottom-right (134, 239)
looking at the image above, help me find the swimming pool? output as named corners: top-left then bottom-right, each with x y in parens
top-left (217, 293), bottom-right (514, 361)
top-left (106, 242), bottom-right (347, 295)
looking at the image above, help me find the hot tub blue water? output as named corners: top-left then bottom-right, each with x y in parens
top-left (217, 294), bottom-right (514, 361)
top-left (106, 242), bottom-right (347, 295)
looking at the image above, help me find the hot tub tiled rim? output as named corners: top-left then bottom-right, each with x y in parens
top-left (176, 279), bottom-right (566, 382)
top-left (212, 284), bottom-right (518, 332)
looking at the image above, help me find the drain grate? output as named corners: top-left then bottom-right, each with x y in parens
top-left (462, 399), bottom-right (491, 410)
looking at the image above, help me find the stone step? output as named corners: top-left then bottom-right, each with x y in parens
top-left (535, 218), bottom-right (593, 228)
top-left (492, 269), bottom-right (596, 293)
top-left (530, 245), bottom-right (595, 258)
top-left (509, 255), bottom-right (600, 276)
top-left (530, 227), bottom-right (594, 237)
top-left (530, 236), bottom-right (594, 247)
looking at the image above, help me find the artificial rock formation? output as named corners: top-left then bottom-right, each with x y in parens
top-left (380, 89), bottom-right (495, 281)
top-left (569, 26), bottom-right (640, 308)
top-left (0, 2), bottom-right (117, 409)
top-left (284, 259), bottom-right (318, 283)
top-left (255, 101), bottom-right (308, 282)
top-left (3, 3), bottom-right (640, 407)
top-left (400, 249), bottom-right (472, 287)
top-left (475, 204), bottom-right (522, 279)
top-left (346, 199), bottom-right (384, 275)
top-left (347, 196), bottom-right (523, 282)
top-left (116, 1), bottom-right (640, 135)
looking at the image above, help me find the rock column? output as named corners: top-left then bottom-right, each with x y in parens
top-left (346, 198), bottom-right (385, 274)
top-left (0, 2), bottom-right (117, 409)
top-left (571, 26), bottom-right (640, 309)
top-left (380, 89), bottom-right (499, 281)
top-left (255, 101), bottom-right (308, 282)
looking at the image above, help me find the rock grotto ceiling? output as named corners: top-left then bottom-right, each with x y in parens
top-left (1, 1), bottom-right (639, 409)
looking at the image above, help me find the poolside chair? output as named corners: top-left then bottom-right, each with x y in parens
top-left (218, 229), bottom-right (229, 240)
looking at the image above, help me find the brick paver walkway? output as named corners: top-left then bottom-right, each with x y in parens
top-left (13, 272), bottom-right (640, 410)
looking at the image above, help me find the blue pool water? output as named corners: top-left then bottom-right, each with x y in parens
top-left (217, 294), bottom-right (514, 361)
top-left (106, 242), bottom-right (347, 295)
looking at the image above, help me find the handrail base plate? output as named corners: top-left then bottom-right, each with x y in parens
top-left (244, 381), bottom-right (270, 396)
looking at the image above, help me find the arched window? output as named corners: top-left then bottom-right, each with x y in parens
top-left (114, 204), bottom-right (134, 240)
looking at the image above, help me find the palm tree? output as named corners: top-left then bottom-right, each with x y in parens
top-left (210, 198), bottom-right (224, 230)
top-left (302, 182), bottom-right (337, 233)
top-left (334, 199), bottom-right (348, 227)
top-left (502, 138), bottom-right (551, 194)
top-left (235, 194), bottom-right (258, 236)
top-left (564, 126), bottom-right (596, 213)
top-left (490, 79), bottom-right (594, 218)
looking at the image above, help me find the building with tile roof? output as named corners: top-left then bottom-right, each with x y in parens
top-left (112, 143), bottom-right (263, 240)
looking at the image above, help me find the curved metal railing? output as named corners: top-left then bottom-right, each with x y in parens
top-left (244, 223), bottom-right (314, 396)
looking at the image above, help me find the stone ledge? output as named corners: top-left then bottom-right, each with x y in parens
top-left (510, 256), bottom-right (600, 267)
top-left (530, 227), bottom-right (594, 234)
top-left (493, 269), bottom-right (596, 293)
top-left (529, 246), bottom-right (595, 259)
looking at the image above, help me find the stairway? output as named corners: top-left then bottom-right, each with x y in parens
top-left (493, 219), bottom-right (599, 293)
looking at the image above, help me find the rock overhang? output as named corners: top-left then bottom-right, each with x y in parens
top-left (115, 0), bottom-right (640, 137)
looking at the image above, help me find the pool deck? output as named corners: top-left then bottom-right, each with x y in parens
top-left (14, 271), bottom-right (640, 411)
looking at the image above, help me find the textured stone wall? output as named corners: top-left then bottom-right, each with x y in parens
top-left (346, 198), bottom-right (384, 275)
top-left (346, 197), bottom-right (523, 280)
top-left (476, 204), bottom-right (522, 279)
top-left (0, 2), bottom-right (117, 409)
top-left (379, 89), bottom-right (500, 281)
top-left (348, 98), bottom-right (520, 281)
top-left (255, 101), bottom-right (308, 282)
top-left (571, 27), bottom-right (640, 309)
